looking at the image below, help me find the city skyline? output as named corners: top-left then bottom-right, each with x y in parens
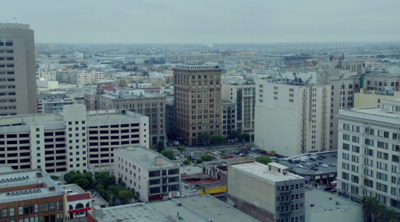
top-left (1, 0), bottom-right (400, 44)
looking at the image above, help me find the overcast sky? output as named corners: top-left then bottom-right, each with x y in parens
top-left (1, 0), bottom-right (399, 44)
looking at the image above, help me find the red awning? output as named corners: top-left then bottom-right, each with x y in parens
top-left (68, 207), bottom-right (91, 213)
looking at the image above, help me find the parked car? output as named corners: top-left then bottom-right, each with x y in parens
top-left (250, 146), bottom-right (258, 151)
top-left (259, 150), bottom-right (267, 154)
top-left (324, 186), bottom-right (333, 191)
top-left (173, 140), bottom-right (180, 146)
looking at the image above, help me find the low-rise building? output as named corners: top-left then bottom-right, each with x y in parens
top-left (305, 189), bottom-right (363, 222)
top-left (88, 204), bottom-right (168, 222)
top-left (228, 162), bottom-right (305, 222)
top-left (149, 195), bottom-right (260, 222)
top-left (62, 184), bottom-right (92, 219)
top-left (114, 147), bottom-right (180, 202)
top-left (88, 195), bottom-right (260, 222)
top-left (0, 167), bottom-right (65, 222)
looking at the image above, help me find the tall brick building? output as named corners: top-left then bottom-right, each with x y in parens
top-left (173, 65), bottom-right (223, 145)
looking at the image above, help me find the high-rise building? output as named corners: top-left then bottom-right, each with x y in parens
top-left (255, 79), bottom-right (332, 157)
top-left (222, 82), bottom-right (256, 140)
top-left (0, 23), bottom-right (37, 116)
top-left (173, 65), bottom-right (223, 145)
top-left (337, 98), bottom-right (400, 212)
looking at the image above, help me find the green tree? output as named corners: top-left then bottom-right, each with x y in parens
top-left (75, 178), bottom-right (90, 190)
top-left (118, 190), bottom-right (134, 204)
top-left (108, 184), bottom-right (124, 197)
top-left (50, 175), bottom-right (59, 180)
top-left (228, 130), bottom-right (240, 139)
top-left (105, 190), bottom-right (114, 202)
top-left (177, 145), bottom-right (185, 154)
top-left (200, 155), bottom-right (213, 162)
top-left (183, 159), bottom-right (191, 165)
top-left (237, 133), bottom-right (250, 142)
top-left (210, 135), bottom-right (226, 146)
top-left (64, 171), bottom-right (81, 184)
top-left (95, 184), bottom-right (104, 191)
top-left (255, 156), bottom-right (272, 165)
top-left (95, 173), bottom-right (116, 189)
top-left (198, 133), bottom-right (211, 145)
top-left (157, 140), bottom-right (165, 152)
top-left (161, 149), bottom-right (175, 160)
top-left (196, 159), bottom-right (203, 164)
top-left (362, 196), bottom-right (380, 222)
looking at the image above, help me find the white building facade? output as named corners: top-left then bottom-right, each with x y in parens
top-left (114, 147), bottom-right (180, 202)
top-left (254, 79), bottom-right (331, 157)
top-left (0, 104), bottom-right (148, 174)
top-left (337, 99), bottom-right (400, 212)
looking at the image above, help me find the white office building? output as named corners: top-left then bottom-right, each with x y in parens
top-left (114, 147), bottom-right (180, 202)
top-left (0, 104), bottom-right (148, 174)
top-left (255, 79), bottom-right (331, 157)
top-left (337, 98), bottom-right (400, 212)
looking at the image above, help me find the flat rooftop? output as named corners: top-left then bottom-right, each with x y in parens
top-left (231, 162), bottom-right (303, 184)
top-left (305, 189), bottom-right (361, 215)
top-left (180, 165), bottom-right (203, 176)
top-left (62, 184), bottom-right (86, 195)
top-left (102, 92), bottom-right (165, 99)
top-left (0, 169), bottom-right (63, 204)
top-left (91, 204), bottom-right (168, 222)
top-left (339, 108), bottom-right (400, 126)
top-left (0, 23), bottom-right (30, 30)
top-left (173, 65), bottom-right (222, 72)
top-left (116, 147), bottom-right (178, 170)
top-left (149, 195), bottom-right (260, 222)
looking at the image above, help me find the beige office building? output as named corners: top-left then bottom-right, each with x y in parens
top-left (0, 23), bottom-right (37, 116)
top-left (173, 65), bottom-right (223, 145)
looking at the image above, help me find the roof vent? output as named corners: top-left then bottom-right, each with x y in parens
top-left (336, 202), bottom-right (340, 205)
top-left (310, 204), bottom-right (314, 207)
top-left (329, 197), bottom-right (332, 200)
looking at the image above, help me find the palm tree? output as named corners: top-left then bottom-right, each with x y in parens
top-left (362, 196), bottom-right (379, 222)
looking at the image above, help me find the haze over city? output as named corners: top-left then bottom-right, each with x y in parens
top-left (1, 1), bottom-right (400, 222)
top-left (1, 0), bottom-right (400, 43)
